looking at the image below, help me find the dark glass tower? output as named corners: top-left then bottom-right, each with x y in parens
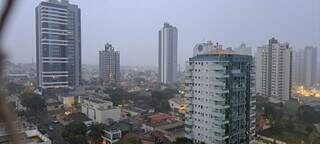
top-left (36, 0), bottom-right (81, 90)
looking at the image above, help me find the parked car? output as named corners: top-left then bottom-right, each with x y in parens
top-left (51, 119), bottom-right (59, 124)
top-left (48, 125), bottom-right (54, 131)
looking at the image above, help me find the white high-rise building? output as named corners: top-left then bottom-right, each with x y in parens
top-left (185, 43), bottom-right (256, 144)
top-left (158, 23), bottom-right (178, 84)
top-left (256, 38), bottom-right (292, 102)
top-left (303, 46), bottom-right (318, 86)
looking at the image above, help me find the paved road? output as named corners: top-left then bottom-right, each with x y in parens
top-left (33, 114), bottom-right (67, 144)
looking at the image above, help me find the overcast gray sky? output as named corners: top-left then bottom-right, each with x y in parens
top-left (2, 0), bottom-right (320, 66)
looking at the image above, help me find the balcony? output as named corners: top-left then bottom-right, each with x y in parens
top-left (211, 95), bottom-right (226, 101)
top-left (212, 65), bottom-right (225, 71)
top-left (213, 119), bottom-right (229, 125)
top-left (211, 102), bottom-right (230, 109)
top-left (184, 86), bottom-right (192, 91)
top-left (215, 73), bottom-right (229, 79)
top-left (187, 105), bottom-right (194, 111)
top-left (185, 118), bottom-right (193, 125)
top-left (215, 89), bottom-right (229, 94)
top-left (185, 79), bottom-right (193, 83)
top-left (209, 127), bottom-right (226, 133)
top-left (212, 81), bottom-right (226, 87)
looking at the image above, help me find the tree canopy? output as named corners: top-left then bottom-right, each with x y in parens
top-left (297, 105), bottom-right (320, 123)
top-left (62, 121), bottom-right (88, 144)
top-left (87, 123), bottom-right (104, 144)
top-left (19, 92), bottom-right (45, 112)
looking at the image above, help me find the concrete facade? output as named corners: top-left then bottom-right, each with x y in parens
top-left (256, 38), bottom-right (292, 102)
top-left (158, 23), bottom-right (178, 84)
top-left (185, 45), bottom-right (256, 144)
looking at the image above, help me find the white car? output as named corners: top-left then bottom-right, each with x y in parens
top-left (48, 125), bottom-right (54, 131)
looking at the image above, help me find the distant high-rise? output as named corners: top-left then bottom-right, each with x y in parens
top-left (158, 23), bottom-right (178, 84)
top-left (256, 38), bottom-right (292, 102)
top-left (36, 0), bottom-right (81, 89)
top-left (303, 46), bottom-right (318, 86)
top-left (185, 44), bottom-right (256, 144)
top-left (99, 43), bottom-right (120, 82)
top-left (293, 46), bottom-right (318, 86)
top-left (292, 49), bottom-right (304, 84)
top-left (234, 43), bottom-right (253, 56)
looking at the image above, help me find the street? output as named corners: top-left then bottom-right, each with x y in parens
top-left (29, 112), bottom-right (67, 144)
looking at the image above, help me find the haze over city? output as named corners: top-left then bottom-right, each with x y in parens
top-left (2, 0), bottom-right (320, 144)
top-left (3, 0), bottom-right (320, 66)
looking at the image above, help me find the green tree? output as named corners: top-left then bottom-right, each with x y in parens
top-left (297, 105), bottom-right (320, 123)
top-left (272, 122), bottom-right (284, 131)
top-left (103, 87), bottom-right (131, 106)
top-left (285, 121), bottom-right (295, 131)
top-left (158, 101), bottom-right (171, 113)
top-left (305, 125), bottom-right (314, 134)
top-left (19, 92), bottom-right (45, 113)
top-left (87, 123), bottom-right (104, 144)
top-left (62, 121), bottom-right (88, 144)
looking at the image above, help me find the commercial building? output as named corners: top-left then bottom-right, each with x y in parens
top-left (185, 44), bottom-right (256, 144)
top-left (256, 38), bottom-right (292, 102)
top-left (99, 43), bottom-right (120, 82)
top-left (293, 46), bottom-right (318, 86)
top-left (36, 0), bottom-right (81, 90)
top-left (79, 96), bottom-right (121, 124)
top-left (158, 23), bottom-right (178, 84)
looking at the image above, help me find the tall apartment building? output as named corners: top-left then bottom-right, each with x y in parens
top-left (185, 44), bottom-right (256, 144)
top-left (292, 49), bottom-right (304, 84)
top-left (99, 43), bottom-right (120, 82)
top-left (256, 38), bottom-right (292, 102)
top-left (158, 23), bottom-right (178, 84)
top-left (293, 46), bottom-right (318, 86)
top-left (36, 0), bottom-right (81, 90)
top-left (304, 46), bottom-right (318, 86)
top-left (234, 43), bottom-right (253, 56)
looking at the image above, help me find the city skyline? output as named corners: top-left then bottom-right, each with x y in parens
top-left (3, 0), bottom-right (320, 66)
top-left (2, 1), bottom-right (320, 144)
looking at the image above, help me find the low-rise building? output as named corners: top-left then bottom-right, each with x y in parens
top-left (140, 113), bottom-right (183, 133)
top-left (79, 96), bottom-right (121, 124)
top-left (0, 121), bottom-right (51, 144)
top-left (58, 95), bottom-right (75, 108)
top-left (46, 98), bottom-right (64, 112)
top-left (168, 96), bottom-right (186, 114)
top-left (122, 105), bottom-right (155, 117)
